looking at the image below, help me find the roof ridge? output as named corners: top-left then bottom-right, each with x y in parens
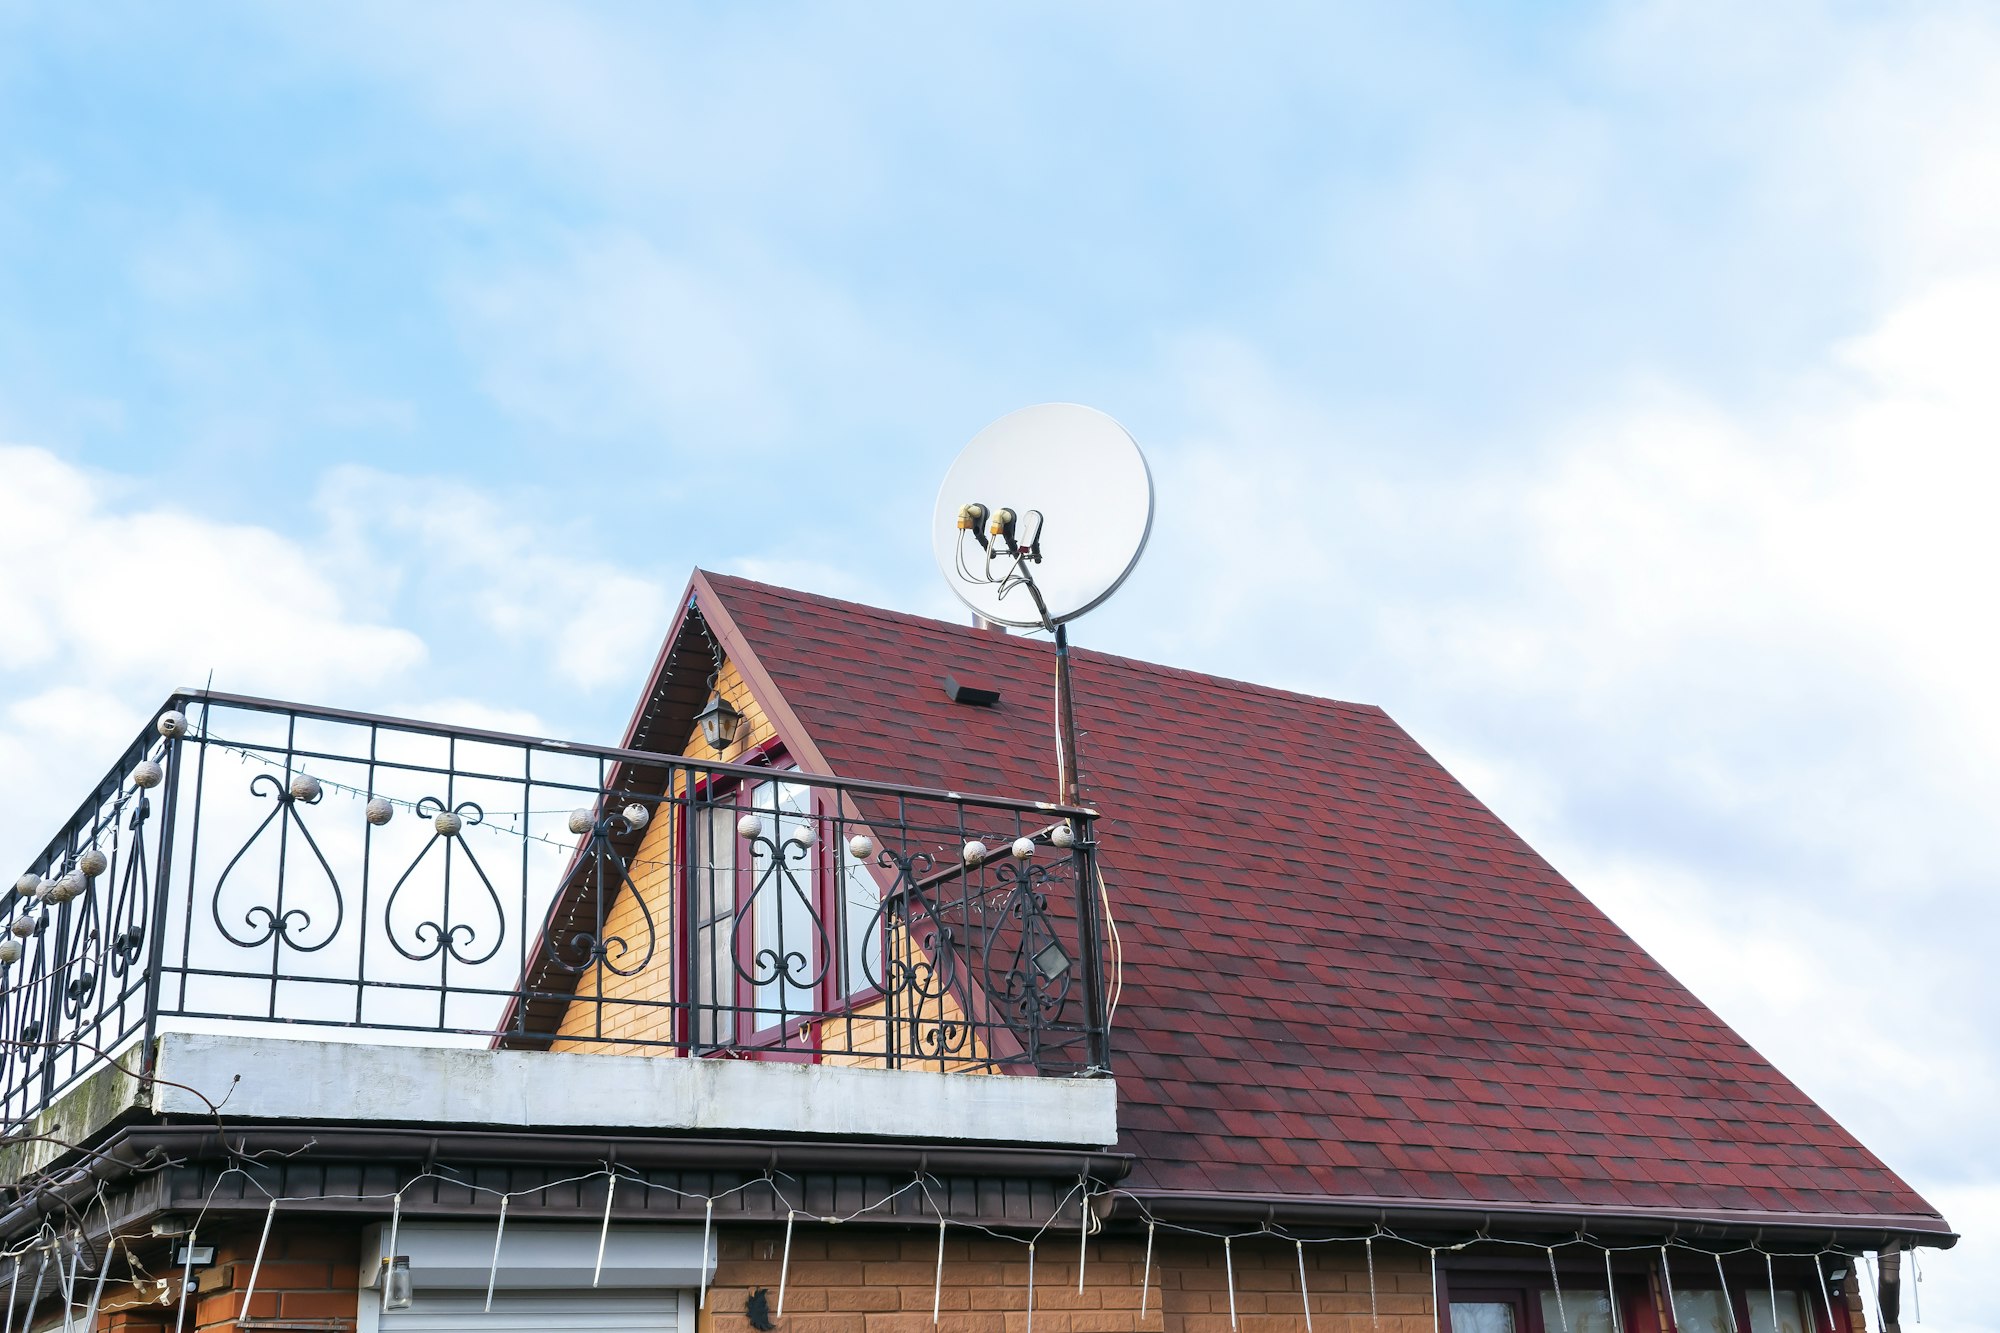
top-left (699, 568), bottom-right (1390, 721)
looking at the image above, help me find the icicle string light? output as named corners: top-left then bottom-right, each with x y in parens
top-left (1549, 1246), bottom-right (1569, 1333)
top-left (1140, 1219), bottom-right (1155, 1319)
top-left (699, 1197), bottom-right (714, 1310)
top-left (1714, 1252), bottom-right (1731, 1327)
top-left (1766, 1251), bottom-right (1778, 1333)
top-left (3, 1153), bottom-right (1937, 1331)
top-left (1814, 1258), bottom-right (1837, 1332)
top-left (933, 1214), bottom-right (947, 1327)
top-left (1605, 1249), bottom-right (1622, 1333)
top-left (4, 1252), bottom-right (16, 1333)
top-left (485, 1195), bottom-right (509, 1313)
top-left (1367, 1234), bottom-right (1380, 1333)
top-left (778, 1209), bottom-right (795, 1318)
top-left (175, 1228), bottom-right (196, 1333)
top-left (1026, 1242), bottom-right (1036, 1333)
top-left (1224, 1235), bottom-right (1237, 1332)
top-left (239, 1198), bottom-right (278, 1325)
top-left (1078, 1181), bottom-right (1089, 1294)
top-left (382, 1194), bottom-right (401, 1314)
top-left (594, 1174), bottom-right (618, 1288)
top-left (1296, 1239), bottom-right (1313, 1333)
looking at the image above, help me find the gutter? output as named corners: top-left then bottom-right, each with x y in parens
top-left (0, 1124), bottom-right (1133, 1243)
top-left (1109, 1188), bottom-right (1959, 1252)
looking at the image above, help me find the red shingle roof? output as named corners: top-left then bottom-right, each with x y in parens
top-left (692, 571), bottom-right (1947, 1235)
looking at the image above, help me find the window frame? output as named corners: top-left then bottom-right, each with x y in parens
top-left (1438, 1256), bottom-right (1847, 1333)
top-left (678, 745), bottom-right (891, 1058)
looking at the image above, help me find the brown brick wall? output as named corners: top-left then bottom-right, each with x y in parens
top-left (702, 1226), bottom-right (1431, 1333)
top-left (78, 1223), bottom-right (1428, 1333)
top-left (87, 1220), bottom-right (362, 1331)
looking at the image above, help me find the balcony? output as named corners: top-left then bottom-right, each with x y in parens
top-left (0, 691), bottom-right (1113, 1138)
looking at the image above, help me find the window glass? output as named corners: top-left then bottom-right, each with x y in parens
top-left (1746, 1292), bottom-right (1807, 1333)
top-left (692, 801), bottom-right (736, 1046)
top-left (1539, 1292), bottom-right (1616, 1333)
top-left (1450, 1303), bottom-right (1516, 1333)
top-left (840, 833), bottom-right (882, 995)
top-left (747, 779), bottom-right (819, 1028)
top-left (1672, 1291), bottom-right (1738, 1333)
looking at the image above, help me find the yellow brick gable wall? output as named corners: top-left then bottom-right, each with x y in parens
top-left (549, 657), bottom-right (987, 1068)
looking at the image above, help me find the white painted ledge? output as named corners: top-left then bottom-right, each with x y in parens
top-left (147, 1031), bottom-right (1118, 1147)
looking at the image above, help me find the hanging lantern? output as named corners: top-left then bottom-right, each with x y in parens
top-left (695, 686), bottom-right (744, 753)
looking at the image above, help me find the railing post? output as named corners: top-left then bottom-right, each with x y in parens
top-left (1071, 815), bottom-right (1112, 1074)
top-left (138, 695), bottom-right (188, 1087)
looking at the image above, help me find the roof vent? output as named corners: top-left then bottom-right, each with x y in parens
top-left (943, 673), bottom-right (1000, 707)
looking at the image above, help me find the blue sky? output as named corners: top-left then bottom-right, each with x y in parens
top-left (4, 3), bottom-right (1998, 1323)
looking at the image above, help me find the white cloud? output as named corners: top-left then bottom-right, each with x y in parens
top-left (0, 445), bottom-right (430, 869)
top-left (314, 465), bottom-right (674, 694)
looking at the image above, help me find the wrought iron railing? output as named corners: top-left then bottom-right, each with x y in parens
top-left (0, 691), bottom-right (1111, 1130)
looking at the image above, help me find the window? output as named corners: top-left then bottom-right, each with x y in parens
top-left (1451, 1302), bottom-right (1520, 1333)
top-left (1443, 1268), bottom-right (1828, 1333)
top-left (690, 800), bottom-right (735, 1048)
top-left (685, 764), bottom-right (888, 1054)
top-left (744, 777), bottom-right (819, 1033)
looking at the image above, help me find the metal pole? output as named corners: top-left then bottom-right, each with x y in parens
top-left (1053, 624), bottom-right (1082, 809)
top-left (139, 695), bottom-right (188, 1088)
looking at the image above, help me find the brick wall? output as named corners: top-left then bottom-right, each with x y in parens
top-left (701, 1226), bottom-right (1431, 1333)
top-left (80, 1222), bottom-right (1426, 1333)
top-left (93, 1221), bottom-right (361, 1331)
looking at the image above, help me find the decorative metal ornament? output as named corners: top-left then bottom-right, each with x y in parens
top-left (1050, 823), bottom-right (1076, 848)
top-left (962, 840), bottom-right (988, 866)
top-left (788, 824), bottom-right (814, 848)
top-left (132, 761), bottom-right (164, 790)
top-left (12, 873), bottom-right (39, 899)
top-left (568, 809), bottom-right (596, 836)
top-left (738, 814), bottom-right (764, 840)
top-left (433, 811), bottom-right (464, 838)
top-left (78, 848), bottom-right (109, 878)
top-left (52, 871), bottom-right (86, 902)
top-left (1011, 837), bottom-right (1036, 860)
top-left (9, 914), bottom-right (38, 938)
top-left (622, 803), bottom-right (650, 830)
top-left (0, 939), bottom-right (19, 965)
top-left (365, 797), bottom-right (395, 826)
top-left (847, 833), bottom-right (876, 860)
top-left (289, 773), bottom-right (323, 803)
top-left (156, 709), bottom-right (189, 738)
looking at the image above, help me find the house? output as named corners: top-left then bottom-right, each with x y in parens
top-left (0, 569), bottom-right (1950, 1333)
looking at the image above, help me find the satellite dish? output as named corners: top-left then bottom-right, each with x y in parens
top-left (932, 403), bottom-right (1153, 630)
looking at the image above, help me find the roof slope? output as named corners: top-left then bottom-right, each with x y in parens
top-left (688, 571), bottom-right (1945, 1234)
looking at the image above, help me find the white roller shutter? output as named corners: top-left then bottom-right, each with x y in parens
top-left (378, 1287), bottom-right (693, 1332)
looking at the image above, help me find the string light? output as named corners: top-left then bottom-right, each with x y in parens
top-left (1296, 1239), bottom-right (1312, 1333)
top-left (0, 1102), bottom-right (1939, 1332)
top-left (239, 1197), bottom-right (278, 1324)
top-left (484, 1195), bottom-right (508, 1313)
top-left (1223, 1234), bottom-right (1237, 1331)
top-left (1139, 1218), bottom-right (1154, 1318)
top-left (778, 1209), bottom-right (795, 1318)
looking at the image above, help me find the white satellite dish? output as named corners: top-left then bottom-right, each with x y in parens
top-left (931, 403), bottom-right (1153, 630)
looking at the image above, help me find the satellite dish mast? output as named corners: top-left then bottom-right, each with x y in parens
top-left (932, 403), bottom-right (1154, 807)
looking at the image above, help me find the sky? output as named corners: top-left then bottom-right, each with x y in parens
top-left (1, 1), bottom-right (1996, 1323)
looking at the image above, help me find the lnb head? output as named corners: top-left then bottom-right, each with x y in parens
top-left (957, 502), bottom-right (991, 549)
